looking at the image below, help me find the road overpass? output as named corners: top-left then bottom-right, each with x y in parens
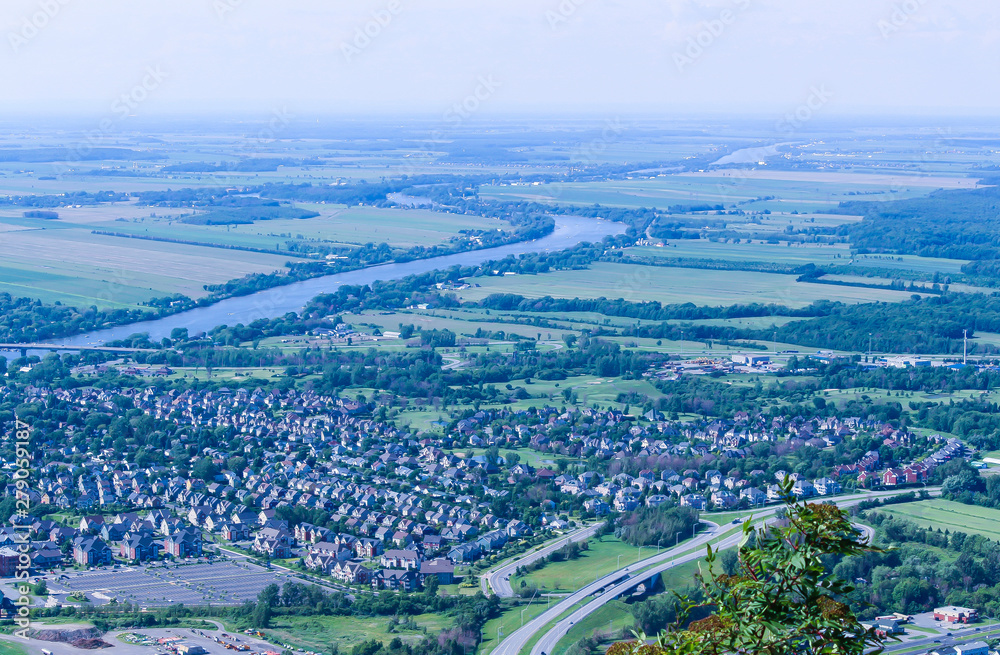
top-left (491, 487), bottom-right (938, 655)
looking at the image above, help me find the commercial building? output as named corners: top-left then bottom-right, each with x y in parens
top-left (934, 606), bottom-right (979, 623)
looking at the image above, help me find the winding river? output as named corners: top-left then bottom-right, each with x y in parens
top-left (17, 216), bottom-right (623, 350)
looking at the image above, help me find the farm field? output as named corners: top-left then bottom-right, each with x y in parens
top-left (628, 240), bottom-right (852, 266)
top-left (0, 225), bottom-right (293, 307)
top-left (479, 174), bottom-right (941, 210)
top-left (456, 262), bottom-right (927, 308)
top-left (0, 203), bottom-right (507, 308)
top-left (88, 204), bottom-right (504, 250)
top-left (880, 499), bottom-right (1000, 541)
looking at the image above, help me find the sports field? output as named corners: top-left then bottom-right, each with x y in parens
top-left (882, 499), bottom-right (1000, 541)
top-left (457, 262), bottom-right (927, 308)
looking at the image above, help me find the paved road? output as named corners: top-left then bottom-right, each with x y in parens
top-left (491, 521), bottom-right (722, 655)
top-left (482, 523), bottom-right (605, 597)
top-left (494, 488), bottom-right (938, 655)
top-left (883, 624), bottom-right (1000, 653)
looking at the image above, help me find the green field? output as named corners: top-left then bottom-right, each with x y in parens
top-left (0, 640), bottom-right (27, 655)
top-left (511, 538), bottom-right (653, 593)
top-left (0, 203), bottom-right (504, 308)
top-left (0, 216), bottom-right (294, 307)
top-left (882, 499), bottom-right (1000, 541)
top-left (89, 204), bottom-right (504, 250)
top-left (247, 612), bottom-right (452, 652)
top-left (481, 600), bottom-right (550, 654)
top-left (479, 173), bottom-right (946, 211)
top-left (552, 600), bottom-right (634, 655)
top-left (628, 240), bottom-right (852, 266)
top-left (457, 262), bottom-right (927, 308)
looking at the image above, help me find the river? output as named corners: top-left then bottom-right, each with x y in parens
top-left (4, 215), bottom-right (622, 354)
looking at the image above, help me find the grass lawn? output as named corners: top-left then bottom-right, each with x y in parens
top-left (0, 641), bottom-right (28, 655)
top-left (552, 600), bottom-right (634, 655)
top-left (481, 600), bottom-right (550, 654)
top-left (510, 538), bottom-right (650, 593)
top-left (254, 613), bottom-right (452, 652)
top-left (881, 499), bottom-right (1000, 541)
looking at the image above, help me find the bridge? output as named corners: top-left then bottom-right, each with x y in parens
top-left (0, 343), bottom-right (159, 357)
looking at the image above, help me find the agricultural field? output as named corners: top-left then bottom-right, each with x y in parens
top-left (0, 223), bottom-right (293, 308)
top-left (0, 202), bottom-right (508, 308)
top-left (479, 172), bottom-right (950, 212)
top-left (629, 240), bottom-right (852, 266)
top-left (880, 499), bottom-right (1000, 542)
top-left (89, 204), bottom-right (505, 250)
top-left (456, 262), bottom-right (927, 308)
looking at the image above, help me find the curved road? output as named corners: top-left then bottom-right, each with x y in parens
top-left (493, 488), bottom-right (938, 655)
top-left (482, 522), bottom-right (606, 597)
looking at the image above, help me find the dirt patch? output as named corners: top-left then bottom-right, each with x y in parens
top-left (29, 629), bottom-right (113, 649)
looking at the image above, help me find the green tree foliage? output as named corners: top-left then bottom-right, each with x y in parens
top-left (611, 492), bottom-right (884, 655)
top-left (615, 505), bottom-right (700, 548)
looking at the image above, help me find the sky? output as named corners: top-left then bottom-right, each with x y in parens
top-left (2, 0), bottom-right (999, 119)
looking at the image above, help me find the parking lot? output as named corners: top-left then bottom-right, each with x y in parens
top-left (0, 626), bottom-right (278, 655)
top-left (42, 560), bottom-right (304, 607)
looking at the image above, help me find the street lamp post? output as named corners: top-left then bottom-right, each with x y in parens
top-left (617, 554), bottom-right (622, 569)
top-left (637, 546), bottom-right (644, 562)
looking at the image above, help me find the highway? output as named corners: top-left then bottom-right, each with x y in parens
top-left (482, 522), bottom-right (606, 597)
top-left (490, 520), bottom-right (723, 655)
top-left (491, 488), bottom-right (937, 655)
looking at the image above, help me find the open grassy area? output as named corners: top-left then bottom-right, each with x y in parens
top-left (881, 499), bottom-right (1000, 541)
top-left (552, 600), bottom-right (633, 655)
top-left (479, 173), bottom-right (942, 211)
top-left (0, 216), bottom-right (294, 307)
top-left (628, 240), bottom-right (851, 267)
top-left (0, 202), bottom-right (504, 309)
top-left (481, 600), bottom-right (550, 655)
top-left (456, 262), bottom-right (928, 309)
top-left (510, 537), bottom-right (653, 593)
top-left (0, 640), bottom-right (28, 655)
top-left (90, 205), bottom-right (503, 250)
top-left (250, 613), bottom-right (452, 652)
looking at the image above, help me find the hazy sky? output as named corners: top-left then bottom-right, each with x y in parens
top-left (2, 0), bottom-right (999, 118)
